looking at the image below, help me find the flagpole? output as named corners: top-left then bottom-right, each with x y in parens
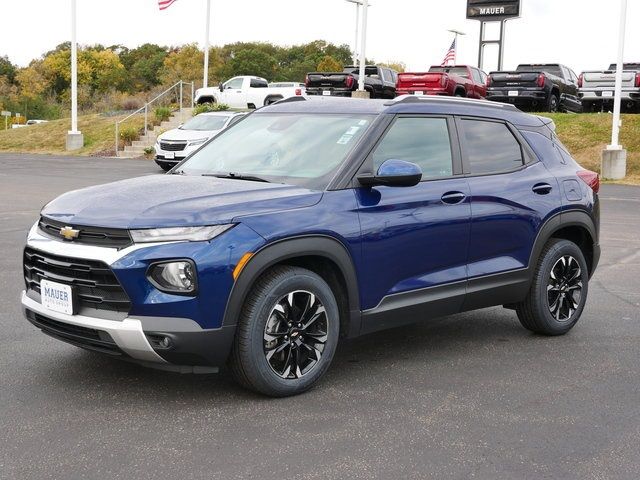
top-left (66, 0), bottom-right (83, 150)
top-left (203, 0), bottom-right (211, 89)
top-left (447, 29), bottom-right (465, 66)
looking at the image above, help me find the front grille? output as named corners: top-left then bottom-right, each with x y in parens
top-left (25, 310), bottom-right (123, 356)
top-left (39, 216), bottom-right (132, 249)
top-left (24, 247), bottom-right (131, 319)
top-left (160, 141), bottom-right (187, 152)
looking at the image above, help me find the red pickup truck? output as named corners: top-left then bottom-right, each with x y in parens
top-left (396, 65), bottom-right (488, 99)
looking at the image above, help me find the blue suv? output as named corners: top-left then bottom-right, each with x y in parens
top-left (22, 96), bottom-right (600, 396)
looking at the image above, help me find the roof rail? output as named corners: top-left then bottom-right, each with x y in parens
top-left (384, 95), bottom-right (519, 111)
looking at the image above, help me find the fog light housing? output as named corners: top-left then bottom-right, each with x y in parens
top-left (147, 260), bottom-right (197, 295)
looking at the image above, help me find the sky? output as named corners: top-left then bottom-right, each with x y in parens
top-left (2, 0), bottom-right (639, 75)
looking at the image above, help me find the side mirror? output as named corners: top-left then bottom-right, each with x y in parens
top-left (358, 159), bottom-right (422, 187)
top-left (219, 83), bottom-right (224, 92)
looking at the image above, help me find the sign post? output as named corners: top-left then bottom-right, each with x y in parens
top-left (1, 111), bottom-right (10, 130)
top-left (467, 0), bottom-right (521, 71)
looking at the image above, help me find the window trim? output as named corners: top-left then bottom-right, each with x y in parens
top-left (455, 116), bottom-right (538, 178)
top-left (351, 114), bottom-right (463, 185)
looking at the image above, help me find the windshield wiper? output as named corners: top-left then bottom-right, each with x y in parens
top-left (202, 172), bottom-right (271, 183)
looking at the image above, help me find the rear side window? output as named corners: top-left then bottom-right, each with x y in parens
top-left (460, 119), bottom-right (523, 174)
top-left (372, 117), bottom-right (453, 179)
top-left (250, 78), bottom-right (268, 88)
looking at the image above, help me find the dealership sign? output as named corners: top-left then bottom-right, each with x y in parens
top-left (467, 0), bottom-right (521, 20)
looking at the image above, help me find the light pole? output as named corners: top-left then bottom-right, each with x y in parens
top-left (203, 0), bottom-right (211, 89)
top-left (447, 29), bottom-right (466, 65)
top-left (345, 0), bottom-right (361, 66)
top-left (66, 0), bottom-right (83, 150)
top-left (602, 0), bottom-right (628, 180)
top-left (356, 0), bottom-right (369, 95)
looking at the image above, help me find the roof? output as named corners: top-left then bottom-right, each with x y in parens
top-left (197, 111), bottom-right (245, 117)
top-left (259, 95), bottom-right (545, 127)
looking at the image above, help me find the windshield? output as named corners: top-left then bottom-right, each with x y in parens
top-left (180, 115), bottom-right (230, 131)
top-left (429, 67), bottom-right (469, 78)
top-left (178, 113), bottom-right (374, 189)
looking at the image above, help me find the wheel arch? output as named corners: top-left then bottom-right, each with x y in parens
top-left (222, 235), bottom-right (361, 337)
top-left (196, 96), bottom-right (216, 105)
top-left (529, 210), bottom-right (598, 278)
top-left (263, 95), bottom-right (283, 106)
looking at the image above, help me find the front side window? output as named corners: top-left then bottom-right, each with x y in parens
top-left (460, 119), bottom-right (523, 175)
top-left (178, 113), bottom-right (374, 189)
top-left (224, 77), bottom-right (243, 89)
top-left (372, 117), bottom-right (453, 179)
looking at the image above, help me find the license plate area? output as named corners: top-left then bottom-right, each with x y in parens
top-left (414, 91), bottom-right (424, 95)
top-left (322, 90), bottom-right (332, 96)
top-left (40, 279), bottom-right (74, 315)
top-left (602, 91), bottom-right (613, 97)
top-left (508, 90), bottom-right (519, 97)
top-left (164, 151), bottom-right (175, 159)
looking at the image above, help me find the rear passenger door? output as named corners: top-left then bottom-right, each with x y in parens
top-left (456, 117), bottom-right (561, 309)
top-left (355, 115), bottom-right (471, 333)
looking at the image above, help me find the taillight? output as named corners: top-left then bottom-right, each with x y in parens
top-left (345, 75), bottom-right (354, 89)
top-left (635, 72), bottom-right (640, 88)
top-left (578, 73), bottom-right (584, 88)
top-left (486, 75), bottom-right (492, 87)
top-left (295, 88), bottom-right (302, 96)
top-left (577, 170), bottom-right (600, 194)
top-left (441, 74), bottom-right (447, 88)
top-left (537, 73), bottom-right (545, 88)
top-left (304, 75), bottom-right (310, 87)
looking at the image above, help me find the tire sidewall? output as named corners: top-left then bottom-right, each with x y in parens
top-left (534, 240), bottom-right (589, 334)
top-left (241, 270), bottom-right (340, 396)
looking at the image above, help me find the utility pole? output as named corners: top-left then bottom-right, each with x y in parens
top-left (602, 0), bottom-right (628, 179)
top-left (66, 0), bottom-right (83, 150)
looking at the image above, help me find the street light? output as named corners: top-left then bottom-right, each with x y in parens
top-left (602, 0), bottom-right (628, 180)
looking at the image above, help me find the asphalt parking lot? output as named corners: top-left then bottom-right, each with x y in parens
top-left (1, 153), bottom-right (639, 479)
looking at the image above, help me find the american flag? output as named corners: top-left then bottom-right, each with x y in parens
top-left (441, 38), bottom-right (457, 66)
top-left (158, 0), bottom-right (178, 10)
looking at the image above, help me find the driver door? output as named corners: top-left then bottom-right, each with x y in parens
top-left (220, 77), bottom-right (245, 108)
top-left (353, 115), bottom-right (471, 333)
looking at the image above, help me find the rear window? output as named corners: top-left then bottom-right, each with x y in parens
top-left (517, 64), bottom-right (562, 77)
top-left (429, 66), bottom-right (469, 78)
top-left (460, 120), bottom-right (524, 174)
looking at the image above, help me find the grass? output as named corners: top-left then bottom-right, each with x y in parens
top-left (540, 113), bottom-right (640, 185)
top-left (0, 113), bottom-right (144, 156)
top-left (0, 111), bottom-right (639, 184)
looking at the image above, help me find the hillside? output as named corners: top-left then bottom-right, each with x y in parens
top-left (0, 111), bottom-right (638, 184)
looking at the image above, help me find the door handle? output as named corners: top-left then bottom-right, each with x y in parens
top-left (532, 183), bottom-right (553, 195)
top-left (441, 191), bottom-right (466, 205)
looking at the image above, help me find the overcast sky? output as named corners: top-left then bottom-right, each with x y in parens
top-left (2, 0), bottom-right (639, 74)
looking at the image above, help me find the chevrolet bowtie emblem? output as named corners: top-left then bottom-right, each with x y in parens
top-left (60, 226), bottom-right (80, 240)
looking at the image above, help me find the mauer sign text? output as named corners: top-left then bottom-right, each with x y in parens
top-left (467, 0), bottom-right (521, 20)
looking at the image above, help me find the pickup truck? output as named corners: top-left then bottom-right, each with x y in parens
top-left (194, 76), bottom-right (305, 109)
top-left (486, 64), bottom-right (582, 112)
top-left (396, 65), bottom-right (487, 98)
top-left (579, 63), bottom-right (640, 112)
top-left (305, 65), bottom-right (397, 99)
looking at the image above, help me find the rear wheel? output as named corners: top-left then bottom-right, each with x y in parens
top-left (229, 266), bottom-right (340, 397)
top-left (516, 239), bottom-right (589, 335)
top-left (547, 93), bottom-right (559, 112)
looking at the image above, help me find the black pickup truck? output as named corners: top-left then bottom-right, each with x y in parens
top-left (486, 64), bottom-right (582, 112)
top-left (305, 65), bottom-right (397, 99)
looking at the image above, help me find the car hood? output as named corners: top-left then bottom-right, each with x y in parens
top-left (158, 128), bottom-right (222, 142)
top-left (41, 175), bottom-right (322, 229)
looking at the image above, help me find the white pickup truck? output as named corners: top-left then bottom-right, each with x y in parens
top-left (579, 63), bottom-right (640, 112)
top-left (194, 76), bottom-right (305, 109)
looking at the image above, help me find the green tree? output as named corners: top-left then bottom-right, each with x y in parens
top-left (316, 55), bottom-right (342, 72)
top-left (0, 56), bottom-right (16, 83)
top-left (119, 43), bottom-right (168, 91)
top-left (379, 61), bottom-right (406, 73)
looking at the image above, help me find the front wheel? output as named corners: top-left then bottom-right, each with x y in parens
top-left (516, 239), bottom-right (589, 336)
top-left (229, 266), bottom-right (340, 396)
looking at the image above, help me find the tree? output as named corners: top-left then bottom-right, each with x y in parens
top-left (15, 66), bottom-right (47, 100)
top-left (161, 44), bottom-right (203, 85)
top-left (0, 56), bottom-right (16, 83)
top-left (316, 55), bottom-right (342, 72)
top-left (379, 61), bottom-right (407, 73)
top-left (119, 43), bottom-right (168, 91)
top-left (222, 48), bottom-right (278, 80)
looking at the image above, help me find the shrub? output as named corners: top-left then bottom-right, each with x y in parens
top-left (119, 126), bottom-right (139, 144)
top-left (143, 146), bottom-right (155, 155)
top-left (192, 103), bottom-right (230, 116)
top-left (154, 106), bottom-right (172, 123)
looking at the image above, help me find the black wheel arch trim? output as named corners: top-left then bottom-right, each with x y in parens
top-left (221, 235), bottom-right (362, 336)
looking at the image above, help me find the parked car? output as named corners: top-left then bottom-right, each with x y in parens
top-left (11, 119), bottom-right (48, 128)
top-left (396, 65), bottom-right (487, 98)
top-left (154, 111), bottom-right (246, 171)
top-left (487, 64), bottom-right (582, 112)
top-left (194, 76), bottom-right (305, 109)
top-left (579, 63), bottom-right (640, 112)
top-left (305, 65), bottom-right (397, 98)
top-left (22, 96), bottom-right (600, 397)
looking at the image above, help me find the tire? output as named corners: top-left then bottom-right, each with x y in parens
top-left (547, 93), bottom-right (559, 112)
top-left (229, 265), bottom-right (340, 397)
top-left (454, 89), bottom-right (465, 97)
top-left (263, 96), bottom-right (282, 106)
top-left (516, 239), bottom-right (589, 336)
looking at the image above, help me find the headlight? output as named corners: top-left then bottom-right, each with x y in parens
top-left (188, 138), bottom-right (209, 146)
top-left (130, 224), bottom-right (233, 243)
top-left (147, 260), bottom-right (197, 294)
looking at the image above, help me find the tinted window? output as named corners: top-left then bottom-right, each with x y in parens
top-left (461, 120), bottom-right (523, 174)
top-left (372, 117), bottom-right (453, 179)
top-left (381, 68), bottom-right (391, 82)
top-left (517, 64), bottom-right (563, 77)
top-left (429, 66), bottom-right (470, 78)
top-left (250, 78), bottom-right (268, 88)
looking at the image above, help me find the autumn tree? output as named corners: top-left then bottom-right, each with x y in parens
top-left (316, 55), bottom-right (342, 72)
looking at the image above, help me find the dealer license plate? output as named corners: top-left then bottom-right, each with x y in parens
top-left (508, 90), bottom-right (519, 97)
top-left (164, 151), bottom-right (175, 159)
top-left (602, 91), bottom-right (613, 97)
top-left (40, 279), bottom-right (74, 315)
top-left (322, 90), bottom-right (331, 96)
